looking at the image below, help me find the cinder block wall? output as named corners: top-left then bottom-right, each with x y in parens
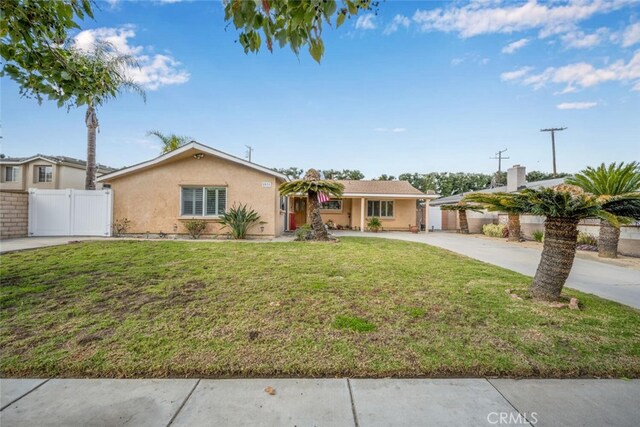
top-left (0, 190), bottom-right (28, 239)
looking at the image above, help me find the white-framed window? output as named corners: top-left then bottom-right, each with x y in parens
top-left (320, 199), bottom-right (342, 211)
top-left (36, 165), bottom-right (52, 183)
top-left (4, 166), bottom-right (18, 182)
top-left (367, 200), bottom-right (394, 218)
top-left (181, 186), bottom-right (227, 216)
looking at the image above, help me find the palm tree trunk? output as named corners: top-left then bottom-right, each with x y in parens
top-left (308, 191), bottom-right (330, 241)
top-left (507, 213), bottom-right (521, 242)
top-left (459, 210), bottom-right (469, 234)
top-left (530, 217), bottom-right (579, 301)
top-left (85, 105), bottom-right (99, 190)
top-left (598, 219), bottom-right (620, 258)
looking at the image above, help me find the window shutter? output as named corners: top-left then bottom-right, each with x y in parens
top-left (194, 188), bottom-right (204, 215)
top-left (206, 188), bottom-right (217, 215)
top-left (182, 188), bottom-right (194, 215)
top-left (217, 188), bottom-right (227, 214)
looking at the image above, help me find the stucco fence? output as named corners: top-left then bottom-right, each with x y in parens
top-left (0, 190), bottom-right (28, 239)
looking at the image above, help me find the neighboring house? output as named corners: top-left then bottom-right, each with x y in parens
top-left (290, 180), bottom-right (438, 232)
top-left (0, 154), bottom-right (115, 190)
top-left (97, 142), bottom-right (289, 238)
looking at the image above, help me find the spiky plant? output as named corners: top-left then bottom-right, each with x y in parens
top-left (147, 130), bottom-right (191, 154)
top-left (463, 193), bottom-right (525, 241)
top-left (566, 162), bottom-right (640, 258)
top-left (219, 203), bottom-right (261, 239)
top-left (279, 169), bottom-right (344, 241)
top-left (440, 203), bottom-right (483, 234)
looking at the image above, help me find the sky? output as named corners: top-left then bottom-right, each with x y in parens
top-left (2, 0), bottom-right (640, 178)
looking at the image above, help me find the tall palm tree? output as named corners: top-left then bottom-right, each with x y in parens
top-left (279, 169), bottom-right (344, 241)
top-left (440, 203), bottom-right (482, 234)
top-left (566, 162), bottom-right (640, 258)
top-left (147, 130), bottom-right (191, 154)
top-left (463, 193), bottom-right (524, 241)
top-left (492, 184), bottom-right (640, 301)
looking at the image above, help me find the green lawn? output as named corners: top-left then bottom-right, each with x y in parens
top-left (1, 237), bottom-right (639, 378)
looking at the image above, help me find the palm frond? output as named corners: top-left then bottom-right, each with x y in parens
top-left (566, 161), bottom-right (640, 196)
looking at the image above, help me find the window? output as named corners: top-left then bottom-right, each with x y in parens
top-left (181, 187), bottom-right (226, 216)
top-left (36, 165), bottom-right (53, 183)
top-left (320, 199), bottom-right (342, 211)
top-left (280, 195), bottom-right (287, 211)
top-left (4, 167), bottom-right (18, 182)
top-left (367, 200), bottom-right (394, 218)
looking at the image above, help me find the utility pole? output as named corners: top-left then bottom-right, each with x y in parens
top-left (245, 145), bottom-right (253, 163)
top-left (490, 148), bottom-right (510, 174)
top-left (540, 127), bottom-right (567, 177)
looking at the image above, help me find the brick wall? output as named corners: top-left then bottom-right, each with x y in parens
top-left (1, 190), bottom-right (28, 239)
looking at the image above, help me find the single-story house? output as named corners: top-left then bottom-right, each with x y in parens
top-left (0, 154), bottom-right (114, 190)
top-left (97, 142), bottom-right (289, 238)
top-left (291, 180), bottom-right (438, 232)
top-left (97, 141), bottom-right (438, 237)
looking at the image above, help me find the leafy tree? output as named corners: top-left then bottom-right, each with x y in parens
top-left (526, 171), bottom-right (570, 182)
top-left (402, 172), bottom-right (492, 197)
top-left (147, 130), bottom-right (191, 154)
top-left (224, 0), bottom-right (377, 62)
top-left (399, 173), bottom-right (427, 192)
top-left (440, 203), bottom-right (482, 234)
top-left (463, 193), bottom-right (525, 242)
top-left (323, 169), bottom-right (364, 180)
top-left (279, 169), bottom-right (344, 241)
top-left (475, 185), bottom-right (640, 301)
top-left (375, 174), bottom-right (396, 181)
top-left (274, 167), bottom-right (304, 180)
top-left (566, 162), bottom-right (640, 258)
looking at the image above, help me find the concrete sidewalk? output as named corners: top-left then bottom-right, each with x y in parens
top-left (334, 231), bottom-right (640, 310)
top-left (1, 378), bottom-right (638, 426)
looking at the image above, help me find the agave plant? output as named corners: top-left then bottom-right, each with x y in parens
top-left (440, 203), bottom-right (483, 234)
top-left (463, 193), bottom-right (525, 241)
top-left (566, 162), bottom-right (640, 258)
top-left (279, 169), bottom-right (344, 241)
top-left (219, 203), bottom-right (261, 239)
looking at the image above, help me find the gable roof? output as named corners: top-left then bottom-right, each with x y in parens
top-left (97, 141), bottom-right (288, 182)
top-left (335, 180), bottom-right (436, 199)
top-left (0, 154), bottom-right (115, 172)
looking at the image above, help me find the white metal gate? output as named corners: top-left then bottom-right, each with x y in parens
top-left (28, 189), bottom-right (112, 236)
top-left (428, 206), bottom-right (442, 231)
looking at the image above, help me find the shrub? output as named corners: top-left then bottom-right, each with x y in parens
top-left (577, 231), bottom-right (598, 246)
top-left (326, 219), bottom-right (336, 230)
top-left (220, 204), bottom-right (261, 239)
top-left (184, 219), bottom-right (207, 239)
top-left (112, 218), bottom-right (131, 236)
top-left (295, 224), bottom-right (313, 241)
top-left (532, 230), bottom-right (544, 242)
top-left (367, 217), bottom-right (382, 231)
top-left (482, 223), bottom-right (506, 238)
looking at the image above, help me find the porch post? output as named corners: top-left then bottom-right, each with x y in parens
top-left (360, 197), bottom-right (365, 232)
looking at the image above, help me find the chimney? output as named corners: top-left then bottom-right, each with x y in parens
top-left (507, 165), bottom-right (526, 192)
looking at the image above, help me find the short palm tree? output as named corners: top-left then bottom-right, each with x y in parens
top-left (463, 193), bottom-right (524, 241)
top-left (566, 162), bottom-right (640, 258)
top-left (279, 169), bottom-right (344, 241)
top-left (147, 130), bottom-right (191, 154)
top-left (440, 203), bottom-right (482, 234)
top-left (496, 184), bottom-right (640, 301)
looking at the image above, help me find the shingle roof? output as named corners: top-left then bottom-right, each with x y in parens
top-left (430, 177), bottom-right (567, 206)
top-left (336, 180), bottom-right (425, 196)
top-left (0, 154), bottom-right (115, 172)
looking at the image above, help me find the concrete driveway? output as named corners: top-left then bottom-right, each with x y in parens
top-left (335, 231), bottom-right (640, 310)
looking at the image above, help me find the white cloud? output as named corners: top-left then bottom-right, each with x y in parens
top-left (355, 14), bottom-right (377, 31)
top-left (383, 14), bottom-right (411, 35)
top-left (392, 128), bottom-right (407, 133)
top-left (412, 0), bottom-right (637, 39)
top-left (502, 38), bottom-right (529, 54)
top-left (500, 66), bottom-right (534, 81)
top-left (560, 28), bottom-right (608, 49)
top-left (374, 127), bottom-right (407, 133)
top-left (73, 26), bottom-right (190, 91)
top-left (622, 22), bottom-right (640, 47)
top-left (504, 51), bottom-right (640, 92)
top-left (557, 101), bottom-right (598, 109)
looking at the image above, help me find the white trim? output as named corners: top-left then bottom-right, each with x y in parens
top-left (97, 142), bottom-right (289, 182)
top-left (180, 185), bottom-right (227, 217)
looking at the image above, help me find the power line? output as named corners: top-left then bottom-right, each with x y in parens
top-left (489, 148), bottom-right (510, 173)
top-left (540, 127), bottom-right (567, 177)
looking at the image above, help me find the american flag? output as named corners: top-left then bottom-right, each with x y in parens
top-left (317, 192), bottom-right (330, 203)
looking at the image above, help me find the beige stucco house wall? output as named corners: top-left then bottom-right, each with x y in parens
top-left (97, 142), bottom-right (288, 238)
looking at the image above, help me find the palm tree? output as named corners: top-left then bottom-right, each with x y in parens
top-left (491, 184), bottom-right (640, 301)
top-left (440, 203), bottom-right (482, 234)
top-left (147, 130), bottom-right (191, 154)
top-left (279, 169), bottom-right (344, 241)
top-left (566, 162), bottom-right (640, 258)
top-left (463, 193), bottom-right (524, 241)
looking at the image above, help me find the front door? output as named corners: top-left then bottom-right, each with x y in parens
top-left (294, 197), bottom-right (307, 228)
